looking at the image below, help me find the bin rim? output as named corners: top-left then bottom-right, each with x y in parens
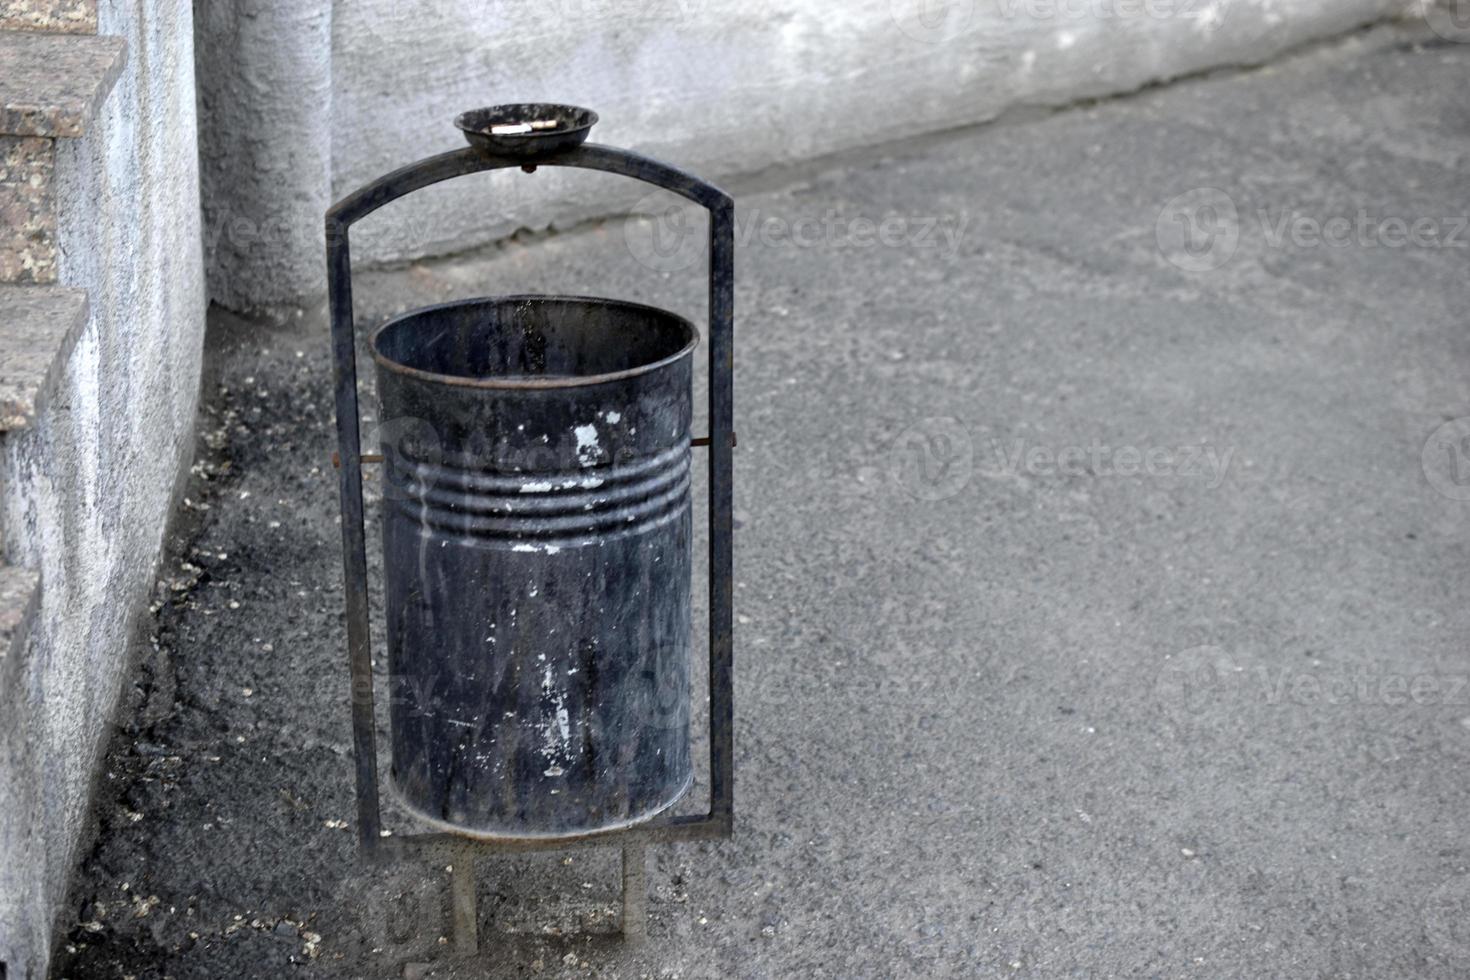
top-left (369, 293), bottom-right (700, 390)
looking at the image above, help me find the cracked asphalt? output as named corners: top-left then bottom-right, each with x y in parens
top-left (52, 22), bottom-right (1470, 979)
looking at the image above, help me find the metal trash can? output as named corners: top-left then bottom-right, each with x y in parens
top-left (327, 104), bottom-right (734, 875)
top-left (371, 295), bottom-right (697, 838)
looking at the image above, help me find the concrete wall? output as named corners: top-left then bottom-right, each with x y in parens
top-left (199, 0), bottom-right (1410, 309)
top-left (195, 0), bottom-right (332, 312)
top-left (0, 0), bottom-right (206, 974)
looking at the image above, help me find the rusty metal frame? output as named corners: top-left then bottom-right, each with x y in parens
top-left (325, 143), bottom-right (734, 865)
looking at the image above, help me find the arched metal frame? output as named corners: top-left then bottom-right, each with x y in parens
top-left (326, 144), bottom-right (734, 861)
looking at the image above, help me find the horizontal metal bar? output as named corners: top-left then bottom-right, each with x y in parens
top-left (331, 452), bottom-right (383, 469)
top-left (691, 432), bottom-right (738, 449)
top-left (328, 144), bottom-right (731, 229)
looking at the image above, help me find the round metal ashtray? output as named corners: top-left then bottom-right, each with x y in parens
top-left (455, 103), bottom-right (598, 159)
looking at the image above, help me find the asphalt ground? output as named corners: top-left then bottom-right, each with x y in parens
top-left (53, 22), bottom-right (1470, 979)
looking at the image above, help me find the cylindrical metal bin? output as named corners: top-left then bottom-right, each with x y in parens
top-left (369, 294), bottom-right (697, 839)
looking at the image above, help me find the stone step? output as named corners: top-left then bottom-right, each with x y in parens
top-left (0, 31), bottom-right (124, 138)
top-left (0, 285), bottom-right (86, 430)
top-left (0, 29), bottom-right (124, 284)
top-left (0, 135), bottom-right (55, 282)
top-left (0, 0), bottom-right (97, 34)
